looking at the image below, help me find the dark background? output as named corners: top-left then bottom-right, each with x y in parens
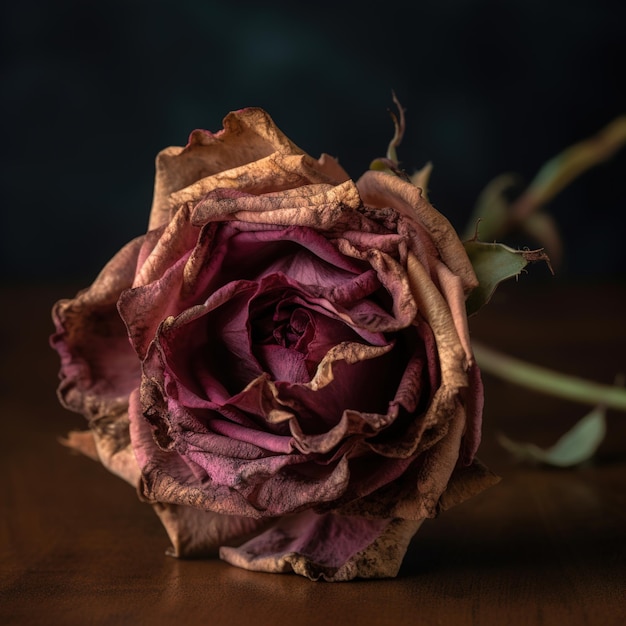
top-left (2, 0), bottom-right (625, 286)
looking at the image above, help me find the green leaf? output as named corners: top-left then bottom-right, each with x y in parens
top-left (514, 115), bottom-right (626, 215)
top-left (497, 406), bottom-right (607, 467)
top-left (462, 173), bottom-right (519, 241)
top-left (464, 240), bottom-right (551, 315)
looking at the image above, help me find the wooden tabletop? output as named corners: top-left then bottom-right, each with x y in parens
top-left (1, 279), bottom-right (625, 626)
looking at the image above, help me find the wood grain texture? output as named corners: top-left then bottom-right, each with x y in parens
top-left (1, 280), bottom-right (625, 625)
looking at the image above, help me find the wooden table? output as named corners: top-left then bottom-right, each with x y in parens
top-left (1, 279), bottom-right (625, 625)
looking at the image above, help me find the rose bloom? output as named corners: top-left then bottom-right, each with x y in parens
top-left (51, 108), bottom-right (498, 581)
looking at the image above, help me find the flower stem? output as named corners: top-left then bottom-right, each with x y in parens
top-left (510, 115), bottom-right (626, 221)
top-left (472, 340), bottom-right (626, 412)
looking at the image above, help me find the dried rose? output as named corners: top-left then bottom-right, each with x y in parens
top-left (51, 108), bottom-right (497, 581)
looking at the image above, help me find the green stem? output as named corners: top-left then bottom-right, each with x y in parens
top-left (472, 340), bottom-right (626, 412)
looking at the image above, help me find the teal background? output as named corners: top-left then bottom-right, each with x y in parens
top-left (2, 0), bottom-right (625, 282)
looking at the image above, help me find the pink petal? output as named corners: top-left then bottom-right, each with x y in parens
top-left (219, 510), bottom-right (422, 581)
top-left (51, 237), bottom-right (144, 419)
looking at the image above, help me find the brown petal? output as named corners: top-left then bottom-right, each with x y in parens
top-left (132, 203), bottom-right (199, 289)
top-left (338, 400), bottom-right (472, 521)
top-left (61, 420), bottom-right (141, 487)
top-left (433, 260), bottom-right (475, 364)
top-left (406, 252), bottom-right (468, 391)
top-left (191, 180), bottom-right (361, 229)
top-left (163, 153), bottom-right (350, 220)
top-left (329, 518), bottom-right (423, 580)
top-left (356, 170), bottom-right (478, 295)
top-left (303, 341), bottom-right (393, 392)
top-left (89, 415), bottom-right (142, 486)
top-left (149, 108), bottom-right (350, 230)
top-left (336, 251), bottom-right (479, 520)
top-left (60, 430), bottom-right (99, 461)
top-left (438, 457), bottom-right (501, 511)
top-left (392, 401), bottom-right (470, 519)
top-left (152, 503), bottom-right (268, 558)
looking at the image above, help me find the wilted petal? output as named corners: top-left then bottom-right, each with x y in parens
top-left (433, 260), bottom-right (475, 363)
top-left (131, 388), bottom-right (263, 517)
top-left (150, 108), bottom-right (309, 229)
top-left (459, 362), bottom-right (485, 464)
top-left (153, 503), bottom-right (269, 558)
top-left (406, 252), bottom-right (468, 392)
top-left (288, 406), bottom-right (398, 455)
top-left (278, 342), bottom-right (399, 438)
top-left (357, 170), bottom-right (478, 294)
top-left (191, 181), bottom-right (361, 229)
top-left (334, 238), bottom-right (417, 331)
top-left (61, 430), bottom-right (99, 461)
top-left (166, 153), bottom-right (350, 218)
top-left (219, 510), bottom-right (422, 581)
top-left (438, 457), bottom-right (500, 512)
top-left (61, 423), bottom-right (141, 487)
top-left (133, 204), bottom-right (200, 289)
top-left (51, 237), bottom-right (144, 419)
top-left (149, 108), bottom-right (352, 239)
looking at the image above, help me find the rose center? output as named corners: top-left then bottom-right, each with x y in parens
top-left (248, 300), bottom-right (317, 383)
top-left (271, 306), bottom-right (314, 351)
